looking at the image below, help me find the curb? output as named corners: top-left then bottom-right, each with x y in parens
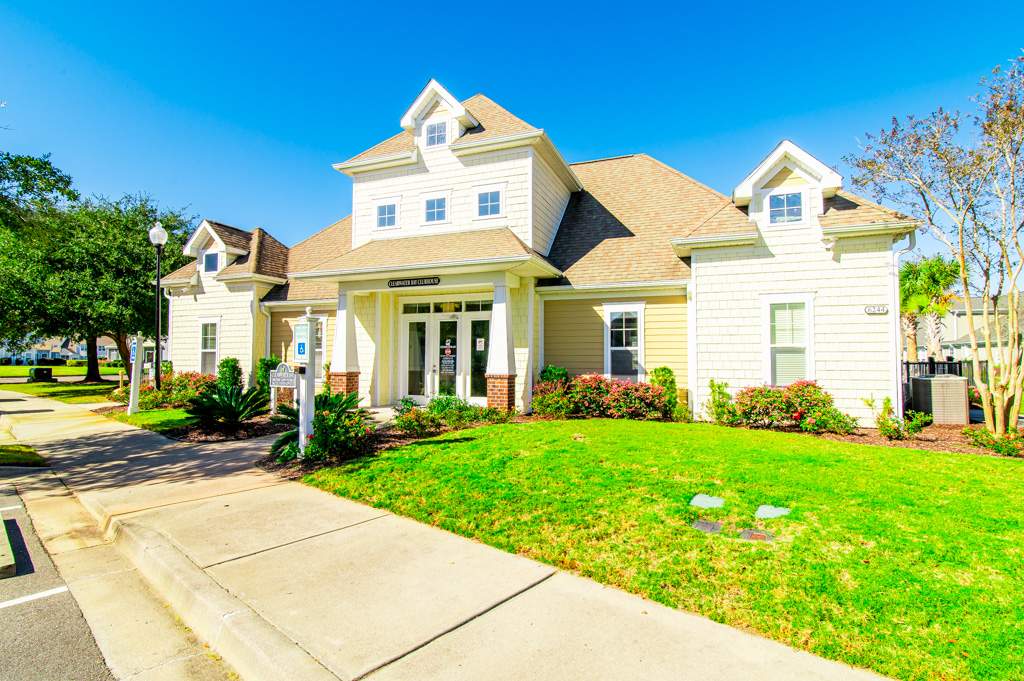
top-left (110, 519), bottom-right (337, 681)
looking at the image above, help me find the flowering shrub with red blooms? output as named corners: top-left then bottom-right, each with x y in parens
top-left (109, 371), bottom-right (217, 409)
top-left (712, 380), bottom-right (857, 435)
top-left (532, 374), bottom-right (669, 420)
top-left (968, 385), bottom-right (982, 405)
top-left (733, 385), bottom-right (790, 428)
top-left (304, 406), bottom-right (374, 462)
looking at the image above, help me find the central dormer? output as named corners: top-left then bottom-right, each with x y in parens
top-left (334, 79), bottom-right (580, 253)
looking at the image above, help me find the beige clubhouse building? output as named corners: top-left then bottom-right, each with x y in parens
top-left (162, 80), bottom-right (914, 422)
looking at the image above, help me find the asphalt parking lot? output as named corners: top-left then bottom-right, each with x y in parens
top-left (0, 486), bottom-right (112, 681)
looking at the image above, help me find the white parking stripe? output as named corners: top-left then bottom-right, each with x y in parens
top-left (0, 586), bottom-right (68, 610)
top-left (0, 504), bottom-right (24, 512)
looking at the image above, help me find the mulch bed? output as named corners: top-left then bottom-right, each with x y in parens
top-left (95, 405), bottom-right (290, 443)
top-left (164, 414), bottom-right (290, 443)
top-left (819, 424), bottom-right (994, 456)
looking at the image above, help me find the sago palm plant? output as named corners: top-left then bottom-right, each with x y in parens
top-left (188, 385), bottom-right (268, 429)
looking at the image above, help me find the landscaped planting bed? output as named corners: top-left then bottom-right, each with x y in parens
top-left (305, 419), bottom-right (1024, 681)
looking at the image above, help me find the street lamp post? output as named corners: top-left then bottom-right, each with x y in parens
top-left (148, 221), bottom-right (168, 390)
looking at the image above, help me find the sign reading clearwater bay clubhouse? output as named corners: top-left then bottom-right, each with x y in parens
top-left (388, 276), bottom-right (440, 289)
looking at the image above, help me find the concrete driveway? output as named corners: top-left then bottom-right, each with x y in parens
top-left (1, 390), bottom-right (891, 681)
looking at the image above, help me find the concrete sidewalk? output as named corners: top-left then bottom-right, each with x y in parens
top-left (2, 390), bottom-right (889, 681)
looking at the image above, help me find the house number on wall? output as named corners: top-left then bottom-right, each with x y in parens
top-left (864, 305), bottom-right (889, 315)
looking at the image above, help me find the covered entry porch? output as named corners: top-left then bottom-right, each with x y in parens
top-left (310, 270), bottom-right (544, 412)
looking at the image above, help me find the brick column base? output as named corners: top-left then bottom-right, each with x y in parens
top-left (329, 371), bottom-right (360, 396)
top-left (485, 374), bottom-right (516, 411)
top-left (275, 387), bottom-right (295, 406)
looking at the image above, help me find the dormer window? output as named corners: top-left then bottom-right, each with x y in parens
top-left (203, 252), bottom-right (219, 273)
top-left (478, 190), bottom-right (501, 217)
top-left (425, 121), bottom-right (447, 147)
top-left (769, 192), bottom-right (802, 224)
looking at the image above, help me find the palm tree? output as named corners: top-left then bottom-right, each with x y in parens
top-left (900, 257), bottom-right (961, 360)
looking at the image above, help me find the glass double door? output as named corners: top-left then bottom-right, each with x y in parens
top-left (404, 314), bottom-right (490, 405)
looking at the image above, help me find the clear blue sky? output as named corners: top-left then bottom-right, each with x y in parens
top-left (2, 1), bottom-right (1021, 250)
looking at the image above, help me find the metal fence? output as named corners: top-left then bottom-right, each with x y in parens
top-left (902, 358), bottom-right (988, 404)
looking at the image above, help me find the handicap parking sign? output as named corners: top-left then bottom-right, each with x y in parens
top-left (297, 342), bottom-right (306, 356)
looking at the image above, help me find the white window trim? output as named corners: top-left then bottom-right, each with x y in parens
top-left (372, 196), bottom-right (401, 231)
top-left (202, 250), bottom-right (221, 273)
top-left (473, 182), bottom-right (507, 221)
top-left (603, 301), bottom-right (646, 381)
top-left (421, 191), bottom-right (451, 226)
top-left (762, 186), bottom-right (808, 227)
top-left (198, 317), bottom-right (220, 375)
top-left (424, 120), bottom-right (448, 148)
top-left (761, 293), bottom-right (815, 385)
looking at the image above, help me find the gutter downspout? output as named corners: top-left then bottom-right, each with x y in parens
top-left (892, 231), bottom-right (916, 419)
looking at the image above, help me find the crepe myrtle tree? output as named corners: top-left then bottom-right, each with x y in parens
top-left (847, 54), bottom-right (1024, 434)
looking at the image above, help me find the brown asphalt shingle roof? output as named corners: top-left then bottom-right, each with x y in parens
top-left (162, 260), bottom-right (197, 284)
top-left (544, 154), bottom-right (727, 286)
top-left (819, 190), bottom-right (911, 228)
top-left (206, 220), bottom-right (253, 252)
top-left (303, 227), bottom-right (537, 275)
top-left (262, 217), bottom-right (352, 302)
top-left (342, 94), bottom-right (539, 165)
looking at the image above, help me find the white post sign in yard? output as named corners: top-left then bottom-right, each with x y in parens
top-left (268, 363), bottom-right (296, 415)
top-left (127, 334), bottom-right (143, 416)
top-left (294, 308), bottom-right (318, 457)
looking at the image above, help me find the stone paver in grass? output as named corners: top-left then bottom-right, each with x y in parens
top-left (755, 505), bottom-right (791, 519)
top-left (739, 529), bottom-right (773, 542)
top-left (689, 494), bottom-right (724, 509)
top-left (691, 520), bottom-right (722, 534)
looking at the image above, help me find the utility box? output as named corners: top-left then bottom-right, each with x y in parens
top-left (911, 374), bottom-right (969, 425)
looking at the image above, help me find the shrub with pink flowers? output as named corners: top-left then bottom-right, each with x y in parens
top-left (532, 374), bottom-right (669, 420)
top-left (109, 371), bottom-right (217, 409)
top-left (708, 380), bottom-right (857, 435)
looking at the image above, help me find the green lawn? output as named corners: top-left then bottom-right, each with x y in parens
top-left (0, 380), bottom-right (118, 403)
top-left (305, 420), bottom-right (1024, 681)
top-left (110, 408), bottom-right (197, 433)
top-left (0, 444), bottom-right (47, 466)
top-left (0, 365), bottom-right (121, 377)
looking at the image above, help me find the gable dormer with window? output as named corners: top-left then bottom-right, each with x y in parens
top-left (732, 140), bottom-right (843, 232)
top-left (335, 79), bottom-right (580, 252)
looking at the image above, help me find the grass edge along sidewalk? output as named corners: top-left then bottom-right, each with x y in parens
top-left (305, 419), bottom-right (1024, 681)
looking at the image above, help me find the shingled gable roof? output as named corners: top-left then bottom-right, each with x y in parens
top-left (342, 93), bottom-right (540, 165)
top-left (261, 216), bottom-right (352, 302)
top-left (164, 220), bottom-right (292, 286)
top-left (543, 154), bottom-right (727, 287)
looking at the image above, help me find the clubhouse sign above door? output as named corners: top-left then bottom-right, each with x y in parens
top-left (387, 276), bottom-right (440, 289)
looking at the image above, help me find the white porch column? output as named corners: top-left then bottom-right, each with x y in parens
top-left (486, 283), bottom-right (515, 375)
top-left (331, 289), bottom-right (360, 395)
top-left (485, 282), bottom-right (517, 410)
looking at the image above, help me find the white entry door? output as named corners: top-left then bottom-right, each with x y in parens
top-left (402, 317), bottom-right (429, 404)
top-left (433, 317), bottom-right (461, 398)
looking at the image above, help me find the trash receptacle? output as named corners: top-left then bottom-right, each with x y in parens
top-left (27, 367), bottom-right (54, 383)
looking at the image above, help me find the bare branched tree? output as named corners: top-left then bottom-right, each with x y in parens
top-left (848, 54), bottom-right (1024, 434)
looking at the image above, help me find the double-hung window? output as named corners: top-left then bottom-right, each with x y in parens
top-left (376, 203), bottom-right (396, 229)
top-left (766, 297), bottom-right (812, 385)
top-left (425, 197), bottom-right (447, 223)
top-left (478, 190), bottom-right (501, 217)
top-left (425, 121), bottom-right (447, 147)
top-left (200, 321), bottom-right (219, 375)
top-left (203, 251), bottom-right (219, 273)
top-left (604, 303), bottom-right (644, 382)
top-left (313, 317), bottom-right (325, 380)
top-left (769, 192), bottom-right (803, 224)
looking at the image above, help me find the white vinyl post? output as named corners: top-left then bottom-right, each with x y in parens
top-left (297, 308), bottom-right (318, 457)
top-left (127, 334), bottom-right (143, 415)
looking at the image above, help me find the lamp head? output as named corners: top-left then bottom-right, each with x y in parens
top-left (148, 221), bottom-right (168, 247)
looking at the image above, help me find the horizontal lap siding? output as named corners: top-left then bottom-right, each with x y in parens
top-left (693, 225), bottom-right (896, 424)
top-left (269, 307), bottom-right (335, 368)
top-left (168, 272), bottom-right (255, 382)
top-left (543, 295), bottom-right (688, 384)
top-left (532, 154), bottom-right (571, 255)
